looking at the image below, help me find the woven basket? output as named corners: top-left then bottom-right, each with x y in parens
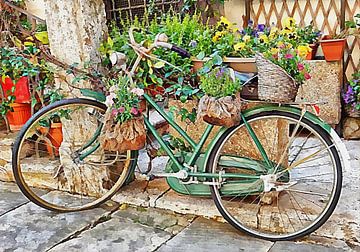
top-left (255, 53), bottom-right (299, 102)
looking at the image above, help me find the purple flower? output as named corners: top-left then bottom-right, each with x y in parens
top-left (248, 20), bottom-right (254, 26)
top-left (189, 40), bottom-right (197, 48)
top-left (215, 68), bottom-right (225, 78)
top-left (257, 24), bottom-right (266, 32)
top-left (343, 85), bottom-right (355, 104)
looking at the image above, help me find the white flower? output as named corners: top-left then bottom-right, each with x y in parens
top-left (105, 93), bottom-right (116, 107)
top-left (109, 85), bottom-right (118, 93)
top-left (130, 87), bottom-right (144, 96)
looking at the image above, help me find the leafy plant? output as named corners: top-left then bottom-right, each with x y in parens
top-left (343, 71), bottom-right (360, 111)
top-left (198, 55), bottom-right (241, 98)
top-left (105, 75), bottom-right (144, 124)
top-left (296, 23), bottom-right (321, 44)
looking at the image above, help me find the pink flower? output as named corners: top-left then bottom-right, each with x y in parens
top-left (285, 53), bottom-right (293, 59)
top-left (130, 107), bottom-right (139, 115)
top-left (111, 109), bottom-right (118, 116)
top-left (105, 93), bottom-right (116, 107)
top-left (118, 107), bottom-right (125, 113)
top-left (304, 72), bottom-right (311, 80)
top-left (297, 63), bottom-right (304, 71)
top-left (130, 88), bottom-right (144, 96)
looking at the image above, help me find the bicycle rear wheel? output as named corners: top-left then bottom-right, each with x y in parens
top-left (12, 98), bottom-right (137, 212)
top-left (207, 110), bottom-right (342, 241)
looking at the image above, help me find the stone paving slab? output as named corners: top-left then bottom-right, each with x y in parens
top-left (0, 182), bottom-right (29, 216)
top-left (0, 191), bottom-right (111, 252)
top-left (49, 215), bottom-right (172, 252)
top-left (113, 205), bottom-right (195, 235)
top-left (269, 241), bottom-right (346, 252)
top-left (157, 217), bottom-right (274, 252)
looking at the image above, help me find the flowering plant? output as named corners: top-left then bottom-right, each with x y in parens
top-left (105, 75), bottom-right (144, 124)
top-left (296, 23), bottom-right (321, 44)
top-left (199, 66), bottom-right (241, 98)
top-left (343, 71), bottom-right (360, 111)
top-left (263, 41), bottom-right (311, 84)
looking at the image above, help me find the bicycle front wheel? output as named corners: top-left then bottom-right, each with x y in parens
top-left (12, 98), bottom-right (137, 212)
top-left (207, 110), bottom-right (342, 241)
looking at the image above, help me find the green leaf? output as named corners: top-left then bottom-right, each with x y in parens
top-left (212, 54), bottom-right (223, 66)
top-left (154, 61), bottom-right (165, 69)
top-left (196, 51), bottom-right (205, 60)
top-left (180, 95), bottom-right (187, 103)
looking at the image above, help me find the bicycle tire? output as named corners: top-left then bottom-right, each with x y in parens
top-left (206, 110), bottom-right (342, 241)
top-left (12, 98), bottom-right (137, 212)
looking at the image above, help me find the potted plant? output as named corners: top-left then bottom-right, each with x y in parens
top-left (100, 75), bottom-right (146, 152)
top-left (343, 70), bottom-right (360, 118)
top-left (0, 47), bottom-right (39, 130)
top-left (197, 56), bottom-right (242, 127)
top-left (320, 14), bottom-right (359, 61)
top-left (296, 23), bottom-right (321, 60)
top-left (38, 114), bottom-right (63, 157)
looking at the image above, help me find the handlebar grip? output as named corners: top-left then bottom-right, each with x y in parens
top-left (171, 45), bottom-right (191, 58)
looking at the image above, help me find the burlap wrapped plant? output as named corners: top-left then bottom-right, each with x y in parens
top-left (198, 92), bottom-right (242, 127)
top-left (198, 64), bottom-right (242, 127)
top-left (99, 75), bottom-right (146, 152)
top-left (100, 112), bottom-right (146, 152)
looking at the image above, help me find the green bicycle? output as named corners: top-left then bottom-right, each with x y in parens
top-left (12, 28), bottom-right (350, 241)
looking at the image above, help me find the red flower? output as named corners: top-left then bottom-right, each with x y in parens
top-left (285, 53), bottom-right (293, 59)
top-left (118, 107), bottom-right (125, 113)
top-left (304, 72), bottom-right (311, 80)
top-left (297, 63), bottom-right (304, 71)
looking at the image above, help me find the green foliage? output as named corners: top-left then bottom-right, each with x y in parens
top-left (0, 47), bottom-right (39, 81)
top-left (296, 24), bottom-right (321, 44)
top-left (106, 75), bottom-right (143, 124)
top-left (198, 55), bottom-right (241, 98)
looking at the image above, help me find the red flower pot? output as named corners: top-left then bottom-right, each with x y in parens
top-left (305, 44), bottom-right (319, 60)
top-left (6, 102), bottom-right (32, 131)
top-left (320, 37), bottom-right (346, 61)
top-left (0, 76), bottom-right (31, 103)
top-left (45, 123), bottom-right (63, 157)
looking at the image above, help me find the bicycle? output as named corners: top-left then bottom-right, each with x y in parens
top-left (12, 28), bottom-right (350, 241)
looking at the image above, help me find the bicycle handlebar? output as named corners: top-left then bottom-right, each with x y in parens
top-left (128, 27), bottom-right (190, 58)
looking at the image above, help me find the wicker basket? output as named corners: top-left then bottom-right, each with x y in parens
top-left (255, 53), bottom-right (299, 102)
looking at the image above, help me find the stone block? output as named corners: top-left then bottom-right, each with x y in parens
top-left (296, 60), bottom-right (342, 125)
top-left (343, 117), bottom-right (360, 140)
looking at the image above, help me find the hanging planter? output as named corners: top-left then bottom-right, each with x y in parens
top-left (6, 102), bottom-right (31, 131)
top-left (320, 36), bottom-right (346, 61)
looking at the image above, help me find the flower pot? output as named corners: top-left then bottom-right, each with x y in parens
top-left (0, 76), bottom-right (31, 103)
top-left (45, 123), bottom-right (63, 157)
top-left (320, 37), bottom-right (346, 61)
top-left (305, 44), bottom-right (318, 60)
top-left (191, 57), bottom-right (257, 73)
top-left (6, 102), bottom-right (31, 131)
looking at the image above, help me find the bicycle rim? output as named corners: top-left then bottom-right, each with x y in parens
top-left (12, 98), bottom-right (137, 212)
top-left (208, 111), bottom-right (342, 241)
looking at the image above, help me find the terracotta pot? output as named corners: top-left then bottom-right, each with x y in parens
top-left (6, 102), bottom-right (31, 131)
top-left (45, 123), bottom-right (63, 157)
top-left (320, 37), bottom-right (346, 61)
top-left (305, 44), bottom-right (319, 60)
top-left (0, 76), bottom-right (31, 103)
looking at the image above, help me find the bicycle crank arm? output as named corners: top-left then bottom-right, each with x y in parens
top-left (149, 170), bottom-right (189, 180)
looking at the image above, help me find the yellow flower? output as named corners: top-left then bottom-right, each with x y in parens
top-left (270, 47), bottom-right (279, 55)
top-left (297, 45), bottom-right (312, 58)
top-left (219, 16), bottom-right (232, 28)
top-left (283, 17), bottom-right (296, 29)
top-left (212, 31), bottom-right (225, 42)
top-left (234, 42), bottom-right (246, 51)
top-left (286, 43), bottom-right (293, 49)
top-left (243, 35), bottom-right (251, 42)
top-left (277, 41), bottom-right (285, 48)
top-left (259, 34), bottom-right (269, 43)
top-left (269, 27), bottom-right (279, 39)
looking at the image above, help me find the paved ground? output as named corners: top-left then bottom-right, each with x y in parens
top-left (0, 140), bottom-right (359, 251)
